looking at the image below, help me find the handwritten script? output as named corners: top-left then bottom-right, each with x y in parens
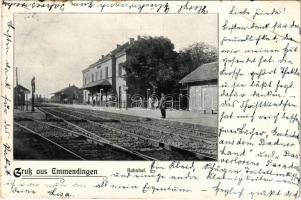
top-left (217, 4), bottom-right (300, 199)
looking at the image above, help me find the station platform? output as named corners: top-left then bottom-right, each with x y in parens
top-left (47, 103), bottom-right (218, 127)
top-left (14, 106), bottom-right (46, 120)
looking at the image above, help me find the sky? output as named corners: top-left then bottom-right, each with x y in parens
top-left (15, 14), bottom-right (218, 97)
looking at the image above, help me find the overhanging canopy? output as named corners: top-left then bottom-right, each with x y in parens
top-left (14, 85), bottom-right (30, 94)
top-left (81, 79), bottom-right (111, 90)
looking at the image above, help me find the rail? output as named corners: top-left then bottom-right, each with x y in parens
top-left (38, 107), bottom-right (158, 161)
top-left (41, 107), bottom-right (216, 160)
top-left (14, 122), bottom-right (86, 160)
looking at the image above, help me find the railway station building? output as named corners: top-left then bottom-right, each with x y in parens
top-left (53, 85), bottom-right (83, 104)
top-left (14, 84), bottom-right (30, 110)
top-left (179, 62), bottom-right (218, 113)
top-left (82, 37), bottom-right (137, 108)
top-left (82, 37), bottom-right (218, 112)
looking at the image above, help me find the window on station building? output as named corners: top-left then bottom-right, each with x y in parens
top-left (118, 63), bottom-right (123, 77)
top-left (100, 70), bottom-right (102, 80)
top-left (92, 73), bottom-right (94, 82)
top-left (96, 72), bottom-right (98, 80)
top-left (105, 67), bottom-right (108, 79)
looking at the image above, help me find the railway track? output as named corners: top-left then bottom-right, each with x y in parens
top-left (47, 107), bottom-right (217, 158)
top-left (56, 107), bottom-right (217, 137)
top-left (14, 119), bottom-right (150, 160)
top-left (38, 107), bottom-right (215, 160)
top-left (14, 123), bottom-right (83, 160)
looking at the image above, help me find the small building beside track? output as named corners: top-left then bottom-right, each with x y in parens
top-left (179, 62), bottom-right (218, 113)
top-left (14, 84), bottom-right (30, 110)
top-left (53, 85), bottom-right (83, 104)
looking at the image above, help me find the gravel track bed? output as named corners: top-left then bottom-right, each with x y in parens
top-left (59, 107), bottom-right (217, 133)
top-left (14, 124), bottom-right (80, 160)
top-left (52, 107), bottom-right (217, 158)
top-left (39, 108), bottom-right (203, 160)
top-left (15, 120), bottom-right (143, 160)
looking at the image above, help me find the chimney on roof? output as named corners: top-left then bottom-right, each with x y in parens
top-left (101, 55), bottom-right (104, 58)
top-left (117, 44), bottom-right (121, 48)
top-left (137, 35), bottom-right (141, 40)
top-left (129, 38), bottom-right (135, 44)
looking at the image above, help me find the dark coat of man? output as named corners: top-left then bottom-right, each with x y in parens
top-left (159, 94), bottom-right (166, 119)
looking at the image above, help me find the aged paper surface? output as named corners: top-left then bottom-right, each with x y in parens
top-left (1, 1), bottom-right (300, 199)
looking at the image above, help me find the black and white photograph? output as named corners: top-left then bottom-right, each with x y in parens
top-left (13, 14), bottom-right (218, 161)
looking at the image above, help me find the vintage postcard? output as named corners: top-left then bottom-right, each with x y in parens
top-left (1, 0), bottom-right (300, 199)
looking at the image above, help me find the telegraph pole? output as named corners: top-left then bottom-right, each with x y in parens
top-left (15, 67), bottom-right (18, 109)
top-left (31, 76), bottom-right (35, 112)
top-left (16, 67), bottom-right (19, 86)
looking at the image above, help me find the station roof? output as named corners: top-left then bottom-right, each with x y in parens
top-left (179, 62), bottom-right (218, 84)
top-left (53, 85), bottom-right (80, 95)
top-left (14, 84), bottom-right (30, 94)
top-left (82, 54), bottom-right (111, 73)
top-left (81, 79), bottom-right (111, 90)
top-left (82, 42), bottom-right (131, 73)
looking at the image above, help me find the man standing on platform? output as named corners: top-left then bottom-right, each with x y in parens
top-left (159, 93), bottom-right (166, 119)
top-left (31, 76), bottom-right (35, 112)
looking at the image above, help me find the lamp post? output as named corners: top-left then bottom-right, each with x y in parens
top-left (179, 93), bottom-right (182, 110)
top-left (26, 93), bottom-right (28, 111)
top-left (100, 88), bottom-right (103, 106)
top-left (146, 88), bottom-right (150, 109)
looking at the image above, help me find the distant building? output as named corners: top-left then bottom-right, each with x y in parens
top-left (14, 84), bottom-right (30, 110)
top-left (179, 62), bottom-right (218, 113)
top-left (82, 37), bottom-right (138, 108)
top-left (53, 85), bottom-right (83, 104)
